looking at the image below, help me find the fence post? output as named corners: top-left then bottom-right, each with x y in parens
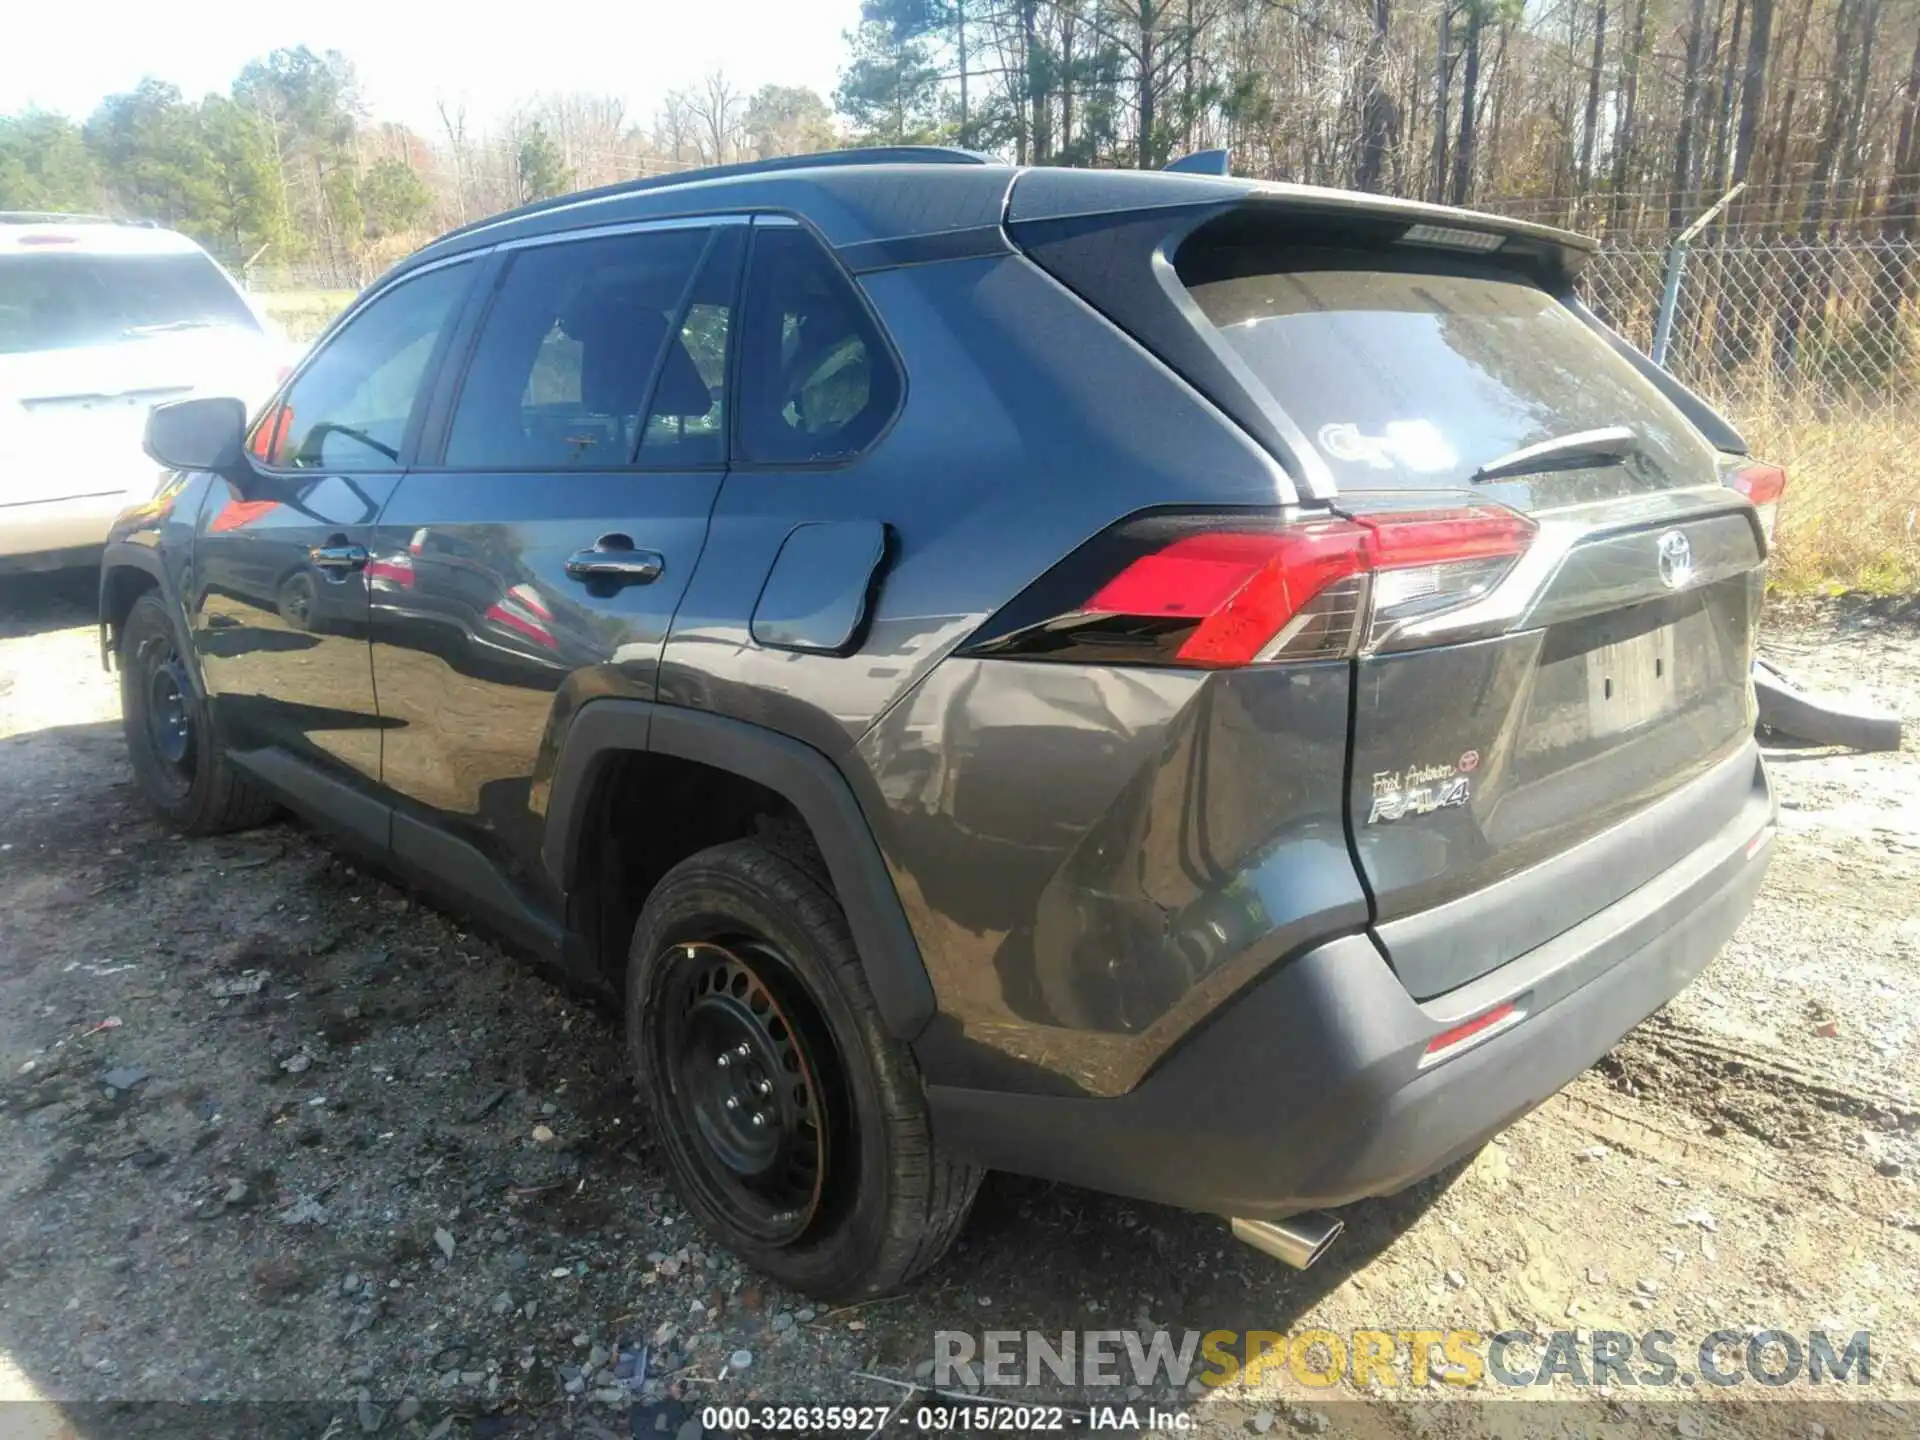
top-left (1649, 182), bottom-right (1747, 371)
top-left (1651, 240), bottom-right (1688, 367)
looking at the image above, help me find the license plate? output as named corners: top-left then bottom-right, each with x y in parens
top-left (1587, 626), bottom-right (1678, 736)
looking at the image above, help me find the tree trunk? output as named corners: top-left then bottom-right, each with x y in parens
top-left (1776, 0), bottom-right (1861, 376)
top-left (956, 0), bottom-right (970, 143)
top-left (1449, 4), bottom-right (1483, 206)
top-left (1579, 0), bottom-right (1608, 194)
top-left (1669, 0), bottom-right (1711, 233)
top-left (1137, 0), bottom-right (1158, 169)
top-left (1355, 0), bottom-right (1396, 190)
top-left (1022, 0), bottom-right (1050, 162)
top-left (1609, 0), bottom-right (1647, 233)
top-left (1430, 2), bottom-right (1453, 203)
top-left (1869, 16), bottom-right (1920, 330)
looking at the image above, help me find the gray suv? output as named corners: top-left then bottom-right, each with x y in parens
top-left (100, 148), bottom-right (1780, 1300)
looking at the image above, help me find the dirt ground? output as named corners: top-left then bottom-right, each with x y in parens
top-left (0, 570), bottom-right (1915, 1439)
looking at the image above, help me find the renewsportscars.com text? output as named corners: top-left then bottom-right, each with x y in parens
top-left (931, 1328), bottom-right (1871, 1391)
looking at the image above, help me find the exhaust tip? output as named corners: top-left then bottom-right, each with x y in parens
top-left (1231, 1212), bottom-right (1344, 1270)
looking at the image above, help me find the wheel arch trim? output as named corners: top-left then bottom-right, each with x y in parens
top-left (542, 699), bottom-right (936, 1041)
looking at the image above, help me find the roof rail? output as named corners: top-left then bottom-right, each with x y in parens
top-left (432, 145), bottom-right (993, 248)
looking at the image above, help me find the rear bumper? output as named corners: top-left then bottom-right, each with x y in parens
top-left (929, 743), bottom-right (1774, 1220)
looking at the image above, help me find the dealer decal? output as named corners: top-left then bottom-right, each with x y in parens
top-left (1367, 753), bottom-right (1479, 824)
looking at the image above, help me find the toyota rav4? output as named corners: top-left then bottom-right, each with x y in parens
top-left (99, 148), bottom-right (1781, 1300)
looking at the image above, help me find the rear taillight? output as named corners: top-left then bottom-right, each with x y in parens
top-left (965, 505), bottom-right (1535, 669)
top-left (1725, 460), bottom-right (1787, 545)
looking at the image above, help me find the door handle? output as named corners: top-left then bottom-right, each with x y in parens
top-left (310, 543), bottom-right (369, 574)
top-left (564, 534), bottom-right (663, 586)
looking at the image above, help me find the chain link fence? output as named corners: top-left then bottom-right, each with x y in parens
top-left (231, 221), bottom-right (1918, 591)
top-left (1581, 235), bottom-right (1919, 590)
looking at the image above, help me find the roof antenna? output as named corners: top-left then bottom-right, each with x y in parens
top-left (1164, 149), bottom-right (1231, 176)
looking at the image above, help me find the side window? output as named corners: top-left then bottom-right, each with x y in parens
top-left (638, 225), bottom-right (742, 467)
top-left (443, 228), bottom-right (709, 470)
top-left (251, 262), bottom-right (471, 471)
top-left (735, 225), bottom-right (901, 465)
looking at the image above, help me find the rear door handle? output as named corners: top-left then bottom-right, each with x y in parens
top-left (310, 543), bottom-right (369, 574)
top-left (564, 535), bottom-right (663, 586)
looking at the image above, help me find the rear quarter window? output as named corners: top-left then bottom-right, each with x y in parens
top-left (1177, 244), bottom-right (1717, 501)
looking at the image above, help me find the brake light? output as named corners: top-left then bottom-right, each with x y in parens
top-left (973, 505), bottom-right (1533, 669)
top-left (1726, 461), bottom-right (1787, 544)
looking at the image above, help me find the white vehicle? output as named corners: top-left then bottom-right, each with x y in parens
top-left (0, 214), bottom-right (287, 570)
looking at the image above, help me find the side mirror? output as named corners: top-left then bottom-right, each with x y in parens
top-left (144, 396), bottom-right (248, 474)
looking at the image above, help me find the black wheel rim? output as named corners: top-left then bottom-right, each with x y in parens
top-left (653, 938), bottom-right (838, 1246)
top-left (137, 633), bottom-right (196, 788)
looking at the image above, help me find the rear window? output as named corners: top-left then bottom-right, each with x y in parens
top-left (0, 250), bottom-right (259, 356)
top-left (1177, 246), bottom-right (1715, 499)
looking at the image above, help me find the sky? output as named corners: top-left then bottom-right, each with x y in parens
top-left (4, 0), bottom-right (865, 135)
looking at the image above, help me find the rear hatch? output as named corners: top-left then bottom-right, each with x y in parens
top-left (1013, 190), bottom-right (1767, 1000)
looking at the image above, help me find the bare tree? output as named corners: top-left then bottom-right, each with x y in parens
top-left (688, 70), bottom-right (743, 167)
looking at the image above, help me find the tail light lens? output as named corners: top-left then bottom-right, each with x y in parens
top-left (964, 505), bottom-right (1535, 669)
top-left (1724, 460), bottom-right (1786, 544)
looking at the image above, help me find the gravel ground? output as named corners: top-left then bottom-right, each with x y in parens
top-left (0, 571), bottom-right (1915, 1439)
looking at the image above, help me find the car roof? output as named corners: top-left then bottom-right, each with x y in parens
top-left (393, 147), bottom-right (1594, 282)
top-left (0, 215), bottom-right (214, 258)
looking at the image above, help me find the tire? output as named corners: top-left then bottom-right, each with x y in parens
top-left (119, 591), bottom-right (278, 835)
top-left (628, 839), bottom-right (980, 1300)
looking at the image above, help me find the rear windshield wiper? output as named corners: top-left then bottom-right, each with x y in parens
top-left (1471, 425), bottom-right (1640, 483)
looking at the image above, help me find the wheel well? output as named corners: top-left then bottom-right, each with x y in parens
top-left (570, 751), bottom-right (829, 980)
top-left (100, 567), bottom-right (159, 665)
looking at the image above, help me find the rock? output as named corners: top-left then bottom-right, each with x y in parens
top-left (728, 1349), bottom-right (753, 1372)
top-left (1678, 1207), bottom-right (1718, 1232)
top-left (280, 1053), bottom-right (312, 1075)
top-left (531, 1124), bottom-right (556, 1144)
top-left (653, 1321), bottom-right (680, 1347)
top-left (505, 1249), bottom-right (529, 1272)
top-left (1444, 1269), bottom-right (1466, 1289)
top-left (102, 1066), bottom-right (149, 1091)
top-left (347, 1364), bottom-right (374, 1384)
top-left (357, 1392), bottom-right (381, 1431)
top-left (592, 1387), bottom-right (628, 1406)
top-left (490, 1291), bottom-right (513, 1316)
top-left (542, 1101), bottom-right (559, 1115)
top-left (1814, 1020), bottom-right (1840, 1039)
top-left (1636, 1278), bottom-right (1661, 1296)
top-left (1576, 1145), bottom-right (1609, 1161)
top-left (435, 1348), bottom-right (466, 1370)
top-left (224, 1179), bottom-right (247, 1204)
top-left (564, 1377), bottom-right (585, 1396)
top-left (1877, 1160), bottom-right (1904, 1177)
top-left (342, 1273), bottom-right (360, 1296)
top-left (676, 1421), bottom-right (704, 1440)
top-left (914, 1358), bottom-right (937, 1382)
top-left (588, 1344), bottom-right (609, 1370)
top-left (459, 1370), bottom-right (486, 1386)
top-left (1251, 1413), bottom-right (1275, 1435)
top-left (394, 1397), bottom-right (421, 1424)
top-left (771, 1312), bottom-right (795, 1333)
top-left (433, 1227), bottom-right (455, 1261)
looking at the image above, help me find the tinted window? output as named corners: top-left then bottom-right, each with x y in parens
top-left (1178, 246), bottom-right (1716, 499)
top-left (638, 226), bottom-right (742, 467)
top-left (0, 250), bottom-right (259, 355)
top-left (252, 262), bottom-right (471, 471)
top-left (444, 228), bottom-right (709, 470)
top-left (736, 226), bottom-right (898, 465)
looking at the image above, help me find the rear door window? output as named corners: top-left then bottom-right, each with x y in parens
top-left (734, 225), bottom-right (900, 465)
top-left (0, 250), bottom-right (260, 354)
top-left (443, 227), bottom-right (711, 470)
top-left (1177, 246), bottom-right (1717, 500)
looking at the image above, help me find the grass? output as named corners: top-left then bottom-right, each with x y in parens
top-left (255, 288), bottom-right (356, 344)
top-left (1713, 385), bottom-right (1920, 596)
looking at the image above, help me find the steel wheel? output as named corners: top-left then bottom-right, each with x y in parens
top-left (651, 938), bottom-right (844, 1246)
top-left (135, 630), bottom-right (196, 796)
